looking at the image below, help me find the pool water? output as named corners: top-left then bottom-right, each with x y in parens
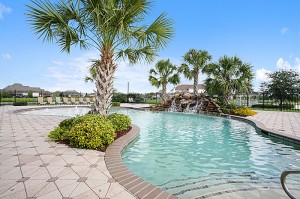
top-left (117, 109), bottom-right (300, 199)
top-left (21, 107), bottom-right (300, 198)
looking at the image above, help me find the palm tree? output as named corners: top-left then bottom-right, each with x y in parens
top-left (149, 59), bottom-right (180, 104)
top-left (84, 60), bottom-right (98, 83)
top-left (203, 55), bottom-right (254, 105)
top-left (27, 0), bottom-right (173, 115)
top-left (179, 49), bottom-right (212, 96)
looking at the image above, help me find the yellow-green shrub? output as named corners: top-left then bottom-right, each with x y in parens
top-left (68, 114), bottom-right (116, 150)
top-left (232, 107), bottom-right (257, 117)
top-left (107, 113), bottom-right (131, 131)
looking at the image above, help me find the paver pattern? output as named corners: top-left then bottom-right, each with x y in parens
top-left (0, 105), bottom-right (299, 199)
top-left (0, 106), bottom-right (135, 199)
top-left (248, 110), bottom-right (300, 141)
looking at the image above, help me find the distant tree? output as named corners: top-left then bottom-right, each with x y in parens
top-left (266, 69), bottom-right (300, 108)
top-left (179, 49), bottom-right (212, 96)
top-left (52, 91), bottom-right (61, 97)
top-left (149, 59), bottom-right (180, 104)
top-left (203, 55), bottom-right (254, 105)
top-left (1, 91), bottom-right (12, 98)
top-left (28, 90), bottom-right (33, 98)
top-left (112, 92), bottom-right (127, 103)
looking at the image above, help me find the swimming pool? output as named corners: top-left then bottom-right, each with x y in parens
top-left (21, 107), bottom-right (300, 198)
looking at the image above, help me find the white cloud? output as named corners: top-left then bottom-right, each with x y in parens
top-left (275, 57), bottom-right (300, 73)
top-left (2, 53), bottom-right (11, 60)
top-left (276, 57), bottom-right (291, 70)
top-left (44, 51), bottom-right (98, 92)
top-left (280, 27), bottom-right (289, 35)
top-left (0, 3), bottom-right (12, 19)
top-left (255, 68), bottom-right (271, 82)
top-left (52, 60), bottom-right (64, 66)
top-left (44, 52), bottom-right (185, 93)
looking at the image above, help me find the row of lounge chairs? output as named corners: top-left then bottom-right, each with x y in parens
top-left (38, 97), bottom-right (94, 105)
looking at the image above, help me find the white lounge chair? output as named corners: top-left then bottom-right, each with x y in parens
top-left (71, 97), bottom-right (79, 105)
top-left (38, 97), bottom-right (47, 105)
top-left (63, 97), bottom-right (71, 105)
top-left (56, 97), bottom-right (63, 105)
top-left (47, 97), bottom-right (55, 105)
top-left (79, 98), bottom-right (87, 105)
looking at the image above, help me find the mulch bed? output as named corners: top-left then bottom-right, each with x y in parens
top-left (115, 126), bottom-right (132, 140)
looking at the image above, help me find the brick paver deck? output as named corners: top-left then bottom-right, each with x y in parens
top-left (0, 106), bottom-right (135, 199)
top-left (247, 110), bottom-right (300, 142)
top-left (0, 105), bottom-right (299, 199)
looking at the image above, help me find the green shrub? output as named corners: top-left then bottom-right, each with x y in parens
top-left (48, 118), bottom-right (75, 141)
top-left (13, 101), bottom-right (27, 106)
top-left (107, 113), bottom-right (131, 131)
top-left (68, 114), bottom-right (116, 150)
top-left (48, 127), bottom-right (69, 141)
top-left (232, 107), bottom-right (257, 117)
top-left (112, 102), bottom-right (120, 106)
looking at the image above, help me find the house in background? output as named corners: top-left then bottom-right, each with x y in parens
top-left (1, 83), bottom-right (52, 97)
top-left (171, 84), bottom-right (205, 94)
top-left (62, 90), bottom-right (80, 97)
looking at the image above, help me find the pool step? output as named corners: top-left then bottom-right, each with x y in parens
top-left (158, 172), bottom-right (300, 199)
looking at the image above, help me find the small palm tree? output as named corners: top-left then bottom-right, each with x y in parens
top-left (84, 60), bottom-right (98, 83)
top-left (27, 0), bottom-right (173, 115)
top-left (203, 55), bottom-right (254, 105)
top-left (179, 49), bottom-right (212, 96)
top-left (149, 59), bottom-right (180, 104)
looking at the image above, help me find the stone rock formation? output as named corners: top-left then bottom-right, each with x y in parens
top-left (151, 93), bottom-right (222, 114)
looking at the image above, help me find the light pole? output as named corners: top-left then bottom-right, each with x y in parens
top-left (127, 82), bottom-right (129, 103)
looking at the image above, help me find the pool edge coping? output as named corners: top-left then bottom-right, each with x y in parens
top-left (105, 124), bottom-right (179, 199)
top-left (219, 113), bottom-right (300, 145)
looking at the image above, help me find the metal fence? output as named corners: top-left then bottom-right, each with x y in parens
top-left (234, 92), bottom-right (300, 112)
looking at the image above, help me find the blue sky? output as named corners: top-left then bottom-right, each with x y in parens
top-left (1, 0), bottom-right (300, 93)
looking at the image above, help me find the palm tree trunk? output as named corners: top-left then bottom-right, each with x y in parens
top-left (193, 68), bottom-right (199, 96)
top-left (224, 92), bottom-right (231, 105)
top-left (93, 51), bottom-right (116, 116)
top-left (162, 83), bottom-right (167, 105)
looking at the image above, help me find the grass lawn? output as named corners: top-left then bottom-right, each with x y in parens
top-left (145, 99), bottom-right (162, 104)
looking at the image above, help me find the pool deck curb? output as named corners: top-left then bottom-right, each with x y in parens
top-left (105, 124), bottom-right (178, 199)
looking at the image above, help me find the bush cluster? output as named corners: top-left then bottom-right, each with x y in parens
top-left (107, 113), bottom-right (131, 131)
top-left (48, 113), bottom-right (131, 150)
top-left (232, 107), bottom-right (257, 117)
top-left (112, 102), bottom-right (120, 106)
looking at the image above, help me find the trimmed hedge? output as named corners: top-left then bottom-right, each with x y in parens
top-left (48, 113), bottom-right (132, 151)
top-left (68, 115), bottom-right (115, 150)
top-left (112, 102), bottom-right (120, 106)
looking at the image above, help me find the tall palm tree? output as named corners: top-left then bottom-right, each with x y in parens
top-left (149, 59), bottom-right (180, 104)
top-left (84, 60), bottom-right (98, 83)
top-left (27, 0), bottom-right (173, 115)
top-left (179, 49), bottom-right (212, 96)
top-left (203, 55), bottom-right (254, 105)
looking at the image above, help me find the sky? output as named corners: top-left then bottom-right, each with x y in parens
top-left (1, 0), bottom-right (300, 94)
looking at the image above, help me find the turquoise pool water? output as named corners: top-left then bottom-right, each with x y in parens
top-left (22, 107), bottom-right (300, 198)
top-left (117, 109), bottom-right (300, 199)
